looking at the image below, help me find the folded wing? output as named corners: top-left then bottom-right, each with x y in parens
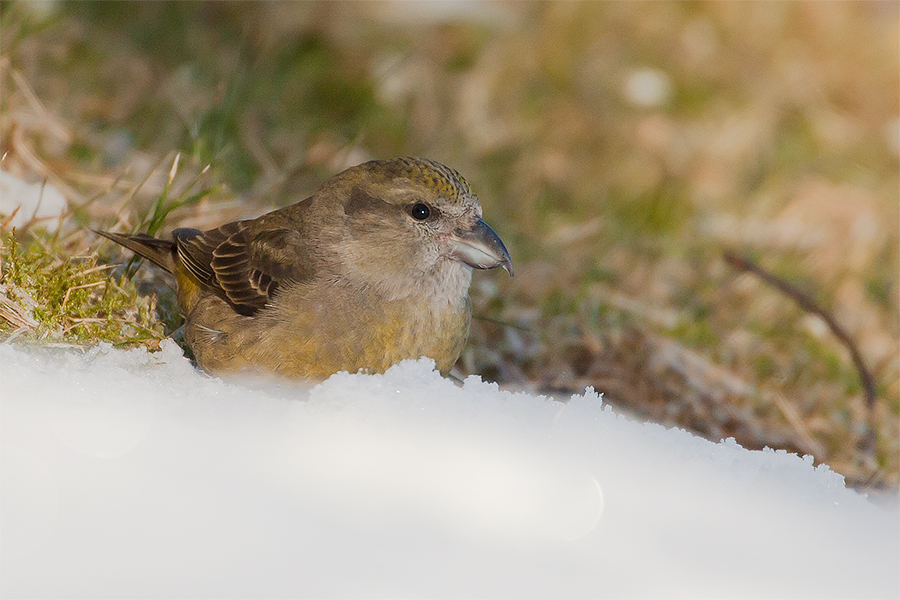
top-left (174, 223), bottom-right (314, 316)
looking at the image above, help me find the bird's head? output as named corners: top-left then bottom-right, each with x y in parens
top-left (328, 157), bottom-right (512, 300)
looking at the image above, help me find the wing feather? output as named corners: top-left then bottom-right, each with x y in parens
top-left (173, 223), bottom-right (314, 316)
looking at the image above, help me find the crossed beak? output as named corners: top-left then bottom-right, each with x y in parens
top-left (448, 218), bottom-right (513, 277)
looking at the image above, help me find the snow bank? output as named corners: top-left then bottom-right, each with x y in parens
top-left (1, 341), bottom-right (897, 598)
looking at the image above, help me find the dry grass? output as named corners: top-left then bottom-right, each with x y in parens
top-left (1, 1), bottom-right (897, 489)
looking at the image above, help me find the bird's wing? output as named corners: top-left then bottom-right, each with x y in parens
top-left (173, 222), bottom-right (314, 316)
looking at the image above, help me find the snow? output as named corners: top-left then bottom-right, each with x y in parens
top-left (1, 340), bottom-right (897, 598)
top-left (0, 171), bottom-right (68, 232)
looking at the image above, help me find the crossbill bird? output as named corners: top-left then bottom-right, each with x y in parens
top-left (97, 157), bottom-right (512, 379)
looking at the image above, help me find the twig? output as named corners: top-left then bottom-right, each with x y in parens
top-left (1, 205), bottom-right (21, 230)
top-left (11, 68), bottom-right (72, 144)
top-left (723, 251), bottom-right (878, 455)
top-left (61, 281), bottom-right (106, 311)
top-left (78, 263), bottom-right (117, 276)
top-left (0, 291), bottom-right (38, 330)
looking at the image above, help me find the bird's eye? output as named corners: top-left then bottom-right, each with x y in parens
top-left (410, 203), bottom-right (431, 221)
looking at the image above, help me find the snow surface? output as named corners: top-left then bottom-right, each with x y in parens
top-left (0, 170), bottom-right (68, 232)
top-left (1, 340), bottom-right (897, 598)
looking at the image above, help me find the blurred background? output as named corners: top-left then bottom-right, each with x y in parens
top-left (1, 1), bottom-right (897, 489)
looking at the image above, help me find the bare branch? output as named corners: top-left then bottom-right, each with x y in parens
top-left (723, 251), bottom-right (878, 455)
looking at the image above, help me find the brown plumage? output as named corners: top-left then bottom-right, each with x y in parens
top-left (97, 157), bottom-right (512, 379)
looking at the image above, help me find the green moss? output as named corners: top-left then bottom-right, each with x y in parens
top-left (1, 232), bottom-right (165, 346)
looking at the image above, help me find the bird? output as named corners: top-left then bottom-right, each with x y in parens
top-left (96, 157), bottom-right (512, 380)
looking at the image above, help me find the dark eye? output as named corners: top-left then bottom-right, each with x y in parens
top-left (410, 203), bottom-right (431, 221)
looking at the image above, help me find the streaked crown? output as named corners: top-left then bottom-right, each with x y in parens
top-left (361, 157), bottom-right (473, 203)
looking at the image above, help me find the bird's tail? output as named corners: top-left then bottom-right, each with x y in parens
top-left (94, 230), bottom-right (176, 273)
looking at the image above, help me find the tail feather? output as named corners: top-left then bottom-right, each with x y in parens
top-left (94, 230), bottom-right (176, 273)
